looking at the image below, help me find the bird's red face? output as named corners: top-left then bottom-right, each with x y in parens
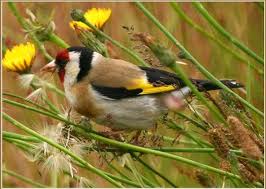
top-left (55, 49), bottom-right (70, 83)
top-left (41, 46), bottom-right (94, 84)
top-left (40, 49), bottom-right (70, 83)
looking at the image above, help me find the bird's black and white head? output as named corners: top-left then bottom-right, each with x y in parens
top-left (42, 46), bottom-right (103, 85)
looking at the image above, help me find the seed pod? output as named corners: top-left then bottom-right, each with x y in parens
top-left (238, 163), bottom-right (255, 182)
top-left (248, 132), bottom-right (264, 153)
top-left (208, 127), bottom-right (230, 159)
top-left (238, 158), bottom-right (263, 182)
top-left (194, 170), bottom-right (215, 187)
top-left (219, 159), bottom-right (231, 172)
top-left (220, 127), bottom-right (240, 148)
top-left (228, 116), bottom-right (262, 160)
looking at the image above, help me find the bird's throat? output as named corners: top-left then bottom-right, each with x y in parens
top-left (58, 68), bottom-right (65, 83)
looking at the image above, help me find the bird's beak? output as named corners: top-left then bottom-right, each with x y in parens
top-left (40, 60), bottom-right (56, 72)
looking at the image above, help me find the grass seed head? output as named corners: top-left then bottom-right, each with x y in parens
top-left (219, 159), bottom-right (231, 172)
top-left (208, 127), bottom-right (230, 159)
top-left (194, 170), bottom-right (214, 187)
top-left (228, 116), bottom-right (262, 160)
top-left (238, 163), bottom-right (256, 183)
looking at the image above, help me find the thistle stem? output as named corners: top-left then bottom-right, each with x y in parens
top-left (131, 153), bottom-right (177, 187)
top-left (193, 2), bottom-right (264, 65)
top-left (48, 33), bottom-right (70, 48)
top-left (3, 131), bottom-right (40, 142)
top-left (2, 169), bottom-right (48, 188)
top-left (8, 2), bottom-right (53, 61)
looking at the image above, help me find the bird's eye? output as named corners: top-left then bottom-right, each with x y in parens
top-left (55, 59), bottom-right (67, 68)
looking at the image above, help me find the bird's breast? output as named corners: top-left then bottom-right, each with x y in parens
top-left (64, 83), bottom-right (103, 118)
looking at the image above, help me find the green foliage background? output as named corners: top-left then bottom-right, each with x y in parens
top-left (2, 2), bottom-right (264, 188)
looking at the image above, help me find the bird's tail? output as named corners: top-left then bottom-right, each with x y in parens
top-left (191, 79), bottom-right (244, 92)
top-left (166, 79), bottom-right (243, 110)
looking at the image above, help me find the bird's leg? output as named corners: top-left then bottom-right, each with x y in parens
top-left (98, 127), bottom-right (125, 142)
top-left (130, 130), bottom-right (146, 146)
top-left (149, 124), bottom-right (164, 147)
top-left (104, 113), bottom-right (115, 128)
top-left (172, 132), bottom-right (182, 145)
top-left (67, 107), bottom-right (72, 120)
top-left (79, 116), bottom-right (92, 130)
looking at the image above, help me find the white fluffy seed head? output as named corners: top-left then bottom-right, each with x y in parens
top-left (79, 177), bottom-right (94, 188)
top-left (18, 73), bottom-right (35, 89)
top-left (26, 88), bottom-right (46, 103)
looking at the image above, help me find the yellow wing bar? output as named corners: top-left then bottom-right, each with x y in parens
top-left (126, 78), bottom-right (176, 95)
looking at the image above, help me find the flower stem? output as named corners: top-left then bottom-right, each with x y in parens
top-left (3, 131), bottom-right (40, 142)
top-left (192, 2), bottom-right (264, 65)
top-left (175, 112), bottom-right (208, 131)
top-left (135, 2), bottom-right (263, 118)
top-left (3, 137), bottom-right (37, 149)
top-left (8, 2), bottom-right (53, 61)
top-left (48, 33), bottom-right (70, 48)
top-left (2, 169), bottom-right (48, 188)
top-left (131, 153), bottom-right (177, 187)
top-left (3, 92), bottom-right (55, 115)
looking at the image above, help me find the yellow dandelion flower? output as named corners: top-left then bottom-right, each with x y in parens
top-left (2, 42), bottom-right (36, 73)
top-left (70, 8), bottom-right (111, 31)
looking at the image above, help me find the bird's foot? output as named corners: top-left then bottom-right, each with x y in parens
top-left (78, 116), bottom-right (92, 130)
top-left (99, 129), bottom-right (125, 142)
top-left (172, 132), bottom-right (182, 145)
top-left (150, 134), bottom-right (163, 147)
top-left (129, 130), bottom-right (147, 146)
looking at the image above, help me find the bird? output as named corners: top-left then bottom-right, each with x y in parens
top-left (41, 46), bottom-right (243, 130)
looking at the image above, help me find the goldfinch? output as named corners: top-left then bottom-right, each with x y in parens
top-left (41, 46), bottom-right (243, 130)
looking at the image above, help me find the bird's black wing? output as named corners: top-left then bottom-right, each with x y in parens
top-left (91, 66), bottom-right (185, 100)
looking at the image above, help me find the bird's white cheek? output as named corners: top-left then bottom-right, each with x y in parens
top-left (63, 60), bottom-right (80, 107)
top-left (63, 61), bottom-right (80, 87)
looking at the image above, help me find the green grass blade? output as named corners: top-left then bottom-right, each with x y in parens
top-left (192, 2), bottom-right (264, 65)
top-left (170, 2), bottom-right (263, 75)
top-left (2, 169), bottom-right (48, 188)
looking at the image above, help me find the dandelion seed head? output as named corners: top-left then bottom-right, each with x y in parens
top-left (26, 88), bottom-right (46, 103)
top-left (18, 73), bottom-right (35, 89)
top-left (79, 177), bottom-right (94, 188)
top-left (41, 152), bottom-right (72, 174)
top-left (69, 141), bottom-right (87, 157)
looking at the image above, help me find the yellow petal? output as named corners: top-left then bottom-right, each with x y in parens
top-left (84, 8), bottom-right (111, 29)
top-left (2, 42), bottom-right (36, 73)
top-left (69, 21), bottom-right (91, 31)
